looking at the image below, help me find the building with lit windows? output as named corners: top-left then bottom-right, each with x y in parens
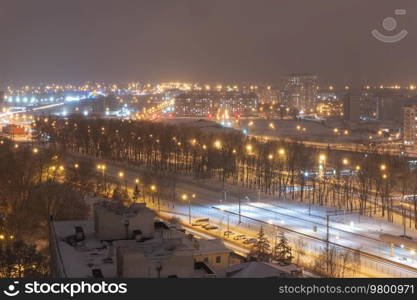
top-left (174, 91), bottom-right (258, 118)
top-left (281, 74), bottom-right (318, 113)
top-left (403, 106), bottom-right (417, 146)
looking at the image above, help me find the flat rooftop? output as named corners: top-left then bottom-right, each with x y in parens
top-left (51, 220), bottom-right (117, 278)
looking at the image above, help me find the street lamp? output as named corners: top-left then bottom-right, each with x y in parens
top-left (214, 140), bottom-right (222, 149)
top-left (97, 164), bottom-right (107, 196)
top-left (150, 185), bottom-right (158, 209)
top-left (220, 208), bottom-right (230, 235)
top-left (246, 144), bottom-right (253, 154)
top-left (33, 148), bottom-right (39, 154)
top-left (182, 194), bottom-right (192, 224)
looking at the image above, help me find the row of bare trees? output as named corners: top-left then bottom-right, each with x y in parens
top-left (34, 117), bottom-right (417, 228)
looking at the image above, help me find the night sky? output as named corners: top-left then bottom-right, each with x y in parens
top-left (1, 0), bottom-right (417, 86)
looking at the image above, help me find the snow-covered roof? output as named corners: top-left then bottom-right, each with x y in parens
top-left (193, 239), bottom-right (231, 256)
top-left (51, 220), bottom-right (117, 278)
top-left (224, 262), bottom-right (300, 278)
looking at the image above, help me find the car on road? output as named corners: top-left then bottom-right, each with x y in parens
top-left (223, 231), bottom-right (235, 237)
top-left (191, 218), bottom-right (210, 227)
top-left (193, 222), bottom-right (209, 228)
top-left (243, 238), bottom-right (258, 245)
top-left (203, 224), bottom-right (218, 230)
top-left (233, 234), bottom-right (246, 241)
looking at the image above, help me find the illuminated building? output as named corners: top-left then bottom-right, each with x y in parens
top-left (316, 92), bottom-right (342, 118)
top-left (403, 106), bottom-right (417, 146)
top-left (281, 74), bottom-right (318, 113)
top-left (174, 91), bottom-right (258, 118)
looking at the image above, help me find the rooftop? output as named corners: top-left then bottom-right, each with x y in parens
top-left (224, 262), bottom-right (301, 278)
top-left (51, 219), bottom-right (232, 278)
top-left (51, 220), bottom-right (116, 278)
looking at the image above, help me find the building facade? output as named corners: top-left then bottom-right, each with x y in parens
top-left (281, 74), bottom-right (318, 113)
top-left (174, 91), bottom-right (258, 118)
top-left (403, 106), bottom-right (417, 146)
top-left (343, 93), bottom-right (361, 121)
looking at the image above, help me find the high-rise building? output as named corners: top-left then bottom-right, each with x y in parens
top-left (281, 74), bottom-right (318, 113)
top-left (174, 91), bottom-right (218, 117)
top-left (403, 106), bottom-right (417, 146)
top-left (343, 93), bottom-right (361, 121)
top-left (174, 91), bottom-right (258, 118)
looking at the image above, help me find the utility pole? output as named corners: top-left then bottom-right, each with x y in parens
top-left (227, 212), bottom-right (230, 232)
top-left (238, 197), bottom-right (241, 224)
top-left (326, 215), bottom-right (330, 274)
top-left (188, 197), bottom-right (191, 224)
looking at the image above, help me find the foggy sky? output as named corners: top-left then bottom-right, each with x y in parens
top-left (1, 0), bottom-right (417, 86)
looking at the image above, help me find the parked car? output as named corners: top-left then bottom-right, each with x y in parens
top-left (243, 238), bottom-right (258, 245)
top-left (223, 231), bottom-right (235, 237)
top-left (193, 222), bottom-right (209, 227)
top-left (203, 224), bottom-right (218, 230)
top-left (191, 218), bottom-right (210, 226)
top-left (233, 234), bottom-right (246, 241)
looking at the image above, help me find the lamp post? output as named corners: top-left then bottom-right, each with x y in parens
top-left (133, 178), bottom-right (140, 202)
top-left (150, 185), bottom-right (158, 210)
top-left (118, 171), bottom-right (127, 191)
top-left (97, 164), bottom-right (107, 196)
top-left (220, 208), bottom-right (230, 235)
top-left (182, 193), bottom-right (194, 224)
